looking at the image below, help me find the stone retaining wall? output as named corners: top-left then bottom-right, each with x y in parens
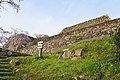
top-left (21, 18), bottom-right (120, 54)
top-left (60, 15), bottom-right (111, 34)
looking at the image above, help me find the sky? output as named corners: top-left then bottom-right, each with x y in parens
top-left (0, 0), bottom-right (120, 37)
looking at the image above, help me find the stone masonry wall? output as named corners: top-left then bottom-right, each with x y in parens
top-left (60, 15), bottom-right (111, 34)
top-left (20, 18), bottom-right (120, 54)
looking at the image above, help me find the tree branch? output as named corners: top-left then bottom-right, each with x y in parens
top-left (0, 0), bottom-right (22, 12)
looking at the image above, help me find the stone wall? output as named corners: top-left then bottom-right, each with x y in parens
top-left (60, 15), bottom-right (111, 34)
top-left (20, 18), bottom-right (120, 54)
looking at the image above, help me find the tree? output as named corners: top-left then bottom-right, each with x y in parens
top-left (0, 27), bottom-right (11, 47)
top-left (11, 27), bottom-right (29, 36)
top-left (0, 0), bottom-right (23, 12)
top-left (0, 27), bottom-right (28, 48)
top-left (110, 26), bottom-right (120, 61)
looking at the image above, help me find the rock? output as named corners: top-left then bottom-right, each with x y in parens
top-left (56, 48), bottom-right (72, 58)
top-left (71, 57), bottom-right (79, 60)
top-left (90, 76), bottom-right (96, 80)
top-left (73, 75), bottom-right (95, 80)
top-left (58, 48), bottom-right (84, 58)
top-left (63, 48), bottom-right (69, 52)
top-left (78, 75), bottom-right (85, 79)
top-left (62, 50), bottom-right (72, 58)
top-left (56, 52), bottom-right (64, 59)
top-left (10, 59), bottom-right (20, 66)
top-left (0, 52), bottom-right (6, 56)
top-left (16, 69), bottom-right (21, 73)
top-left (116, 73), bottom-right (120, 77)
top-left (22, 74), bottom-right (28, 80)
top-left (74, 49), bottom-right (84, 57)
top-left (7, 51), bottom-right (13, 56)
top-left (60, 74), bottom-right (65, 77)
top-left (74, 76), bottom-right (81, 80)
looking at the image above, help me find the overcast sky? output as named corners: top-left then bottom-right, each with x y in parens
top-left (0, 0), bottom-right (120, 37)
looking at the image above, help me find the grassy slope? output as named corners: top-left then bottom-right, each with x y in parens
top-left (8, 35), bottom-right (120, 80)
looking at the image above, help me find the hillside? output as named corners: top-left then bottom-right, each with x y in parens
top-left (7, 35), bottom-right (120, 80)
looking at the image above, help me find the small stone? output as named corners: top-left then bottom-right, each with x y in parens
top-left (56, 52), bottom-right (64, 59)
top-left (22, 74), bottom-right (28, 80)
top-left (62, 50), bottom-right (72, 58)
top-left (16, 69), bottom-right (21, 73)
top-left (71, 57), bottom-right (79, 60)
top-left (116, 73), bottom-right (120, 76)
top-left (74, 76), bottom-right (81, 80)
top-left (79, 75), bottom-right (84, 79)
top-left (10, 59), bottom-right (20, 66)
top-left (75, 49), bottom-right (84, 57)
top-left (90, 76), bottom-right (96, 80)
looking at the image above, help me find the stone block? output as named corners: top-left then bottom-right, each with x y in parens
top-left (10, 59), bottom-right (20, 66)
top-left (74, 49), bottom-right (84, 57)
top-left (62, 50), bottom-right (72, 58)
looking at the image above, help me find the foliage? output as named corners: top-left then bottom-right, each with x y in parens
top-left (110, 28), bottom-right (120, 47)
top-left (110, 27), bottom-right (120, 61)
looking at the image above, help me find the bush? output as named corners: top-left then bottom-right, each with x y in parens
top-left (110, 27), bottom-right (120, 61)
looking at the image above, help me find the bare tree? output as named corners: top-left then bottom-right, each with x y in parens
top-left (0, 27), bottom-right (11, 47)
top-left (11, 27), bottom-right (29, 36)
top-left (0, 0), bottom-right (23, 12)
top-left (35, 34), bottom-right (49, 40)
top-left (0, 27), bottom-right (28, 48)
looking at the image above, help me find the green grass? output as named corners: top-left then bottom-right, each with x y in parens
top-left (7, 35), bottom-right (120, 80)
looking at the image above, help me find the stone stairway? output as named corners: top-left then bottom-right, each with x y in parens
top-left (0, 56), bottom-right (14, 80)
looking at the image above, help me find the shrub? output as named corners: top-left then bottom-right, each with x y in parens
top-left (110, 27), bottom-right (120, 61)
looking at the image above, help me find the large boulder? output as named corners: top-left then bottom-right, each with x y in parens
top-left (4, 34), bottom-right (35, 51)
top-left (57, 48), bottom-right (84, 58)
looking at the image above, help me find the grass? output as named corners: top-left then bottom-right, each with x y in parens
top-left (7, 35), bottom-right (120, 80)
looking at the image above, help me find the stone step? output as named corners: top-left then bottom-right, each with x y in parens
top-left (0, 65), bottom-right (11, 69)
top-left (0, 56), bottom-right (15, 79)
top-left (0, 59), bottom-right (9, 62)
top-left (0, 62), bottom-right (9, 64)
top-left (0, 56), bottom-right (7, 59)
top-left (0, 76), bottom-right (14, 80)
top-left (0, 72), bottom-right (13, 76)
top-left (0, 69), bottom-right (12, 72)
top-left (0, 62), bottom-right (10, 66)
